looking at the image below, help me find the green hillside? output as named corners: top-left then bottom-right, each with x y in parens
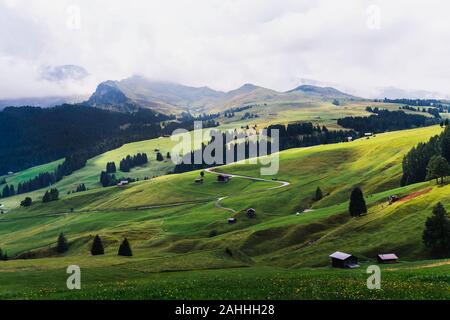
top-left (0, 125), bottom-right (448, 299)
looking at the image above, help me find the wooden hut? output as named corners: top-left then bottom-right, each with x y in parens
top-left (329, 251), bottom-right (359, 268)
top-left (117, 180), bottom-right (129, 187)
top-left (377, 253), bottom-right (398, 264)
top-left (217, 174), bottom-right (231, 183)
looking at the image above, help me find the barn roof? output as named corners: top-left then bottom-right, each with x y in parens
top-left (378, 253), bottom-right (398, 260)
top-left (329, 251), bottom-right (352, 260)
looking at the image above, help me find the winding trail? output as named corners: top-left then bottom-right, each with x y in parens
top-left (205, 167), bottom-right (290, 214)
top-left (0, 169), bottom-right (290, 222)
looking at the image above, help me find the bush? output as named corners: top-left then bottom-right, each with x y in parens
top-left (209, 230), bottom-right (218, 237)
top-left (20, 197), bottom-right (32, 207)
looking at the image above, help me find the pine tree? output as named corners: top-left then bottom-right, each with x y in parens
top-left (156, 152), bottom-right (164, 162)
top-left (118, 238), bottom-right (133, 257)
top-left (56, 233), bottom-right (69, 253)
top-left (50, 188), bottom-right (59, 201)
top-left (442, 129), bottom-right (450, 164)
top-left (106, 162), bottom-right (117, 173)
top-left (42, 191), bottom-right (51, 203)
top-left (0, 248), bottom-right (3, 261)
top-left (349, 187), bottom-right (367, 217)
top-left (2, 184), bottom-right (10, 198)
top-left (314, 187), bottom-right (323, 201)
top-left (91, 235), bottom-right (104, 256)
top-left (423, 202), bottom-right (450, 257)
top-left (426, 155), bottom-right (450, 184)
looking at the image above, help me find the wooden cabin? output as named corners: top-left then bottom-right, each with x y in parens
top-left (117, 180), bottom-right (129, 187)
top-left (377, 253), bottom-right (398, 264)
top-left (195, 178), bottom-right (204, 184)
top-left (329, 251), bottom-right (359, 268)
top-left (228, 218), bottom-right (237, 224)
top-left (217, 174), bottom-right (231, 183)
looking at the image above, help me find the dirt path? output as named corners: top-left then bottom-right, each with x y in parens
top-left (398, 187), bottom-right (432, 203)
top-left (205, 167), bottom-right (290, 214)
top-left (0, 169), bottom-right (290, 222)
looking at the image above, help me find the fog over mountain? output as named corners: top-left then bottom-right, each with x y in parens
top-left (3, 0), bottom-right (450, 101)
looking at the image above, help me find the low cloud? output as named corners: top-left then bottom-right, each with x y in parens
top-left (1, 0), bottom-right (450, 99)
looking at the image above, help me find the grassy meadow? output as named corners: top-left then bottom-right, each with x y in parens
top-left (0, 124), bottom-right (449, 299)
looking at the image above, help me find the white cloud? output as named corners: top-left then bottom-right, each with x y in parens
top-left (1, 0), bottom-right (450, 99)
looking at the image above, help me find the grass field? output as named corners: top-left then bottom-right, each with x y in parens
top-left (0, 125), bottom-right (449, 300)
top-left (0, 261), bottom-right (449, 300)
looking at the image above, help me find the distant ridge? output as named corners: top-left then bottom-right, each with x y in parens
top-left (286, 84), bottom-right (356, 98)
top-left (84, 76), bottom-right (358, 114)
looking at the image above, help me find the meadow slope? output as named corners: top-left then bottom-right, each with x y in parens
top-left (0, 125), bottom-right (448, 299)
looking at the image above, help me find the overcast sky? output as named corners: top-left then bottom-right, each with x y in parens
top-left (1, 0), bottom-right (450, 99)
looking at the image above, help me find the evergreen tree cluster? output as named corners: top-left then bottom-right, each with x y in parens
top-left (42, 188), bottom-right (59, 203)
top-left (119, 153), bottom-right (148, 172)
top-left (100, 171), bottom-right (117, 187)
top-left (106, 162), bottom-right (116, 173)
top-left (0, 153), bottom-right (88, 199)
top-left (75, 184), bottom-right (87, 193)
top-left (1, 184), bottom-right (15, 198)
top-left (223, 105), bottom-right (253, 118)
top-left (380, 98), bottom-right (443, 106)
top-left (174, 123), bottom-right (357, 174)
top-left (337, 110), bottom-right (438, 133)
top-left (89, 235), bottom-right (133, 257)
top-left (401, 126), bottom-right (450, 186)
top-left (0, 105), bottom-right (170, 176)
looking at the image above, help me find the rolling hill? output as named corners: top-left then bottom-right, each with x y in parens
top-left (0, 125), bottom-right (449, 299)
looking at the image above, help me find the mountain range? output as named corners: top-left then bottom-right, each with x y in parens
top-left (84, 75), bottom-right (357, 114)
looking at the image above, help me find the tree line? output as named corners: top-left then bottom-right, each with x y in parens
top-left (0, 153), bottom-right (87, 199)
top-left (0, 105), bottom-right (170, 175)
top-left (378, 98), bottom-right (443, 106)
top-left (401, 126), bottom-right (450, 186)
top-left (337, 109), bottom-right (438, 133)
top-left (0, 105), bottom-right (221, 177)
top-left (119, 153), bottom-right (148, 172)
top-left (173, 122), bottom-right (357, 173)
